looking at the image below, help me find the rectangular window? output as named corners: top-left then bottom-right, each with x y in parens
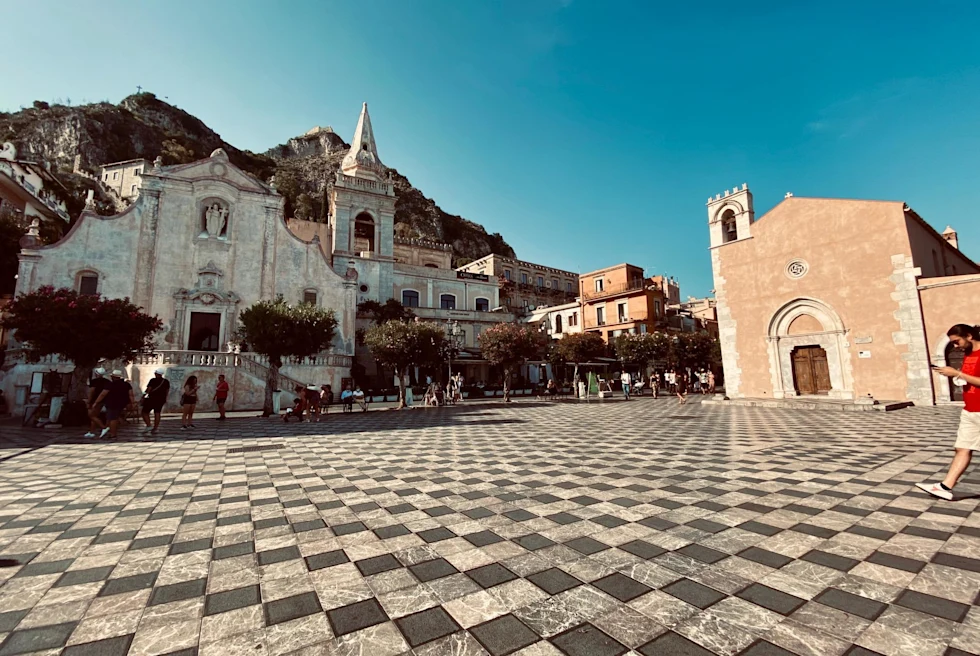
top-left (78, 274), bottom-right (98, 296)
top-left (440, 294), bottom-right (456, 310)
top-left (130, 184), bottom-right (137, 195)
top-left (654, 300), bottom-right (661, 317)
top-left (571, 312), bottom-right (578, 326)
top-left (536, 276), bottom-right (543, 287)
top-left (521, 272), bottom-right (529, 285)
top-left (475, 298), bottom-right (489, 312)
top-left (103, 174), bottom-right (108, 181)
top-left (596, 307), bottom-right (605, 326)
top-left (552, 278), bottom-right (559, 289)
top-left (112, 171), bottom-right (118, 180)
top-left (504, 270), bottom-right (511, 280)
top-left (133, 168), bottom-right (141, 176)
top-left (303, 291), bottom-right (317, 305)
top-left (566, 281), bottom-right (573, 292)
top-left (594, 279), bottom-right (603, 293)
top-left (618, 302), bottom-right (628, 323)
top-left (639, 323), bottom-right (648, 333)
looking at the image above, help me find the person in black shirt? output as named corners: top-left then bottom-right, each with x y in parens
top-left (94, 370), bottom-right (135, 440)
top-left (86, 367), bottom-right (109, 438)
top-left (141, 368), bottom-right (170, 434)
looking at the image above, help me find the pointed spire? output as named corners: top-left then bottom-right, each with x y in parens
top-left (341, 103), bottom-right (385, 180)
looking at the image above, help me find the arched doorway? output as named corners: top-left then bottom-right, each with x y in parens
top-left (791, 345), bottom-right (832, 395)
top-left (766, 298), bottom-right (854, 399)
top-left (946, 342), bottom-right (966, 402)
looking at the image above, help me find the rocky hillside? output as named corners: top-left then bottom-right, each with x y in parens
top-left (0, 94), bottom-right (514, 262)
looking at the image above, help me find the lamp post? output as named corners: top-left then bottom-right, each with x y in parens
top-left (445, 319), bottom-right (462, 383)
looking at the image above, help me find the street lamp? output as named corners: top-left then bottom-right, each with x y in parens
top-left (445, 319), bottom-right (462, 382)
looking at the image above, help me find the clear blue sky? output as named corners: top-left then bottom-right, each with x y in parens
top-left (4, 0), bottom-right (980, 296)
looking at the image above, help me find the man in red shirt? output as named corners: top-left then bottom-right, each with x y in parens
top-left (214, 374), bottom-right (230, 421)
top-left (919, 324), bottom-right (980, 500)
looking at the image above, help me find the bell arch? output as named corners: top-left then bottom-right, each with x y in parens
top-left (766, 297), bottom-right (854, 399)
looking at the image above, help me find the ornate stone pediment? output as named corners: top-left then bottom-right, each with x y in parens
top-left (174, 262), bottom-right (240, 306)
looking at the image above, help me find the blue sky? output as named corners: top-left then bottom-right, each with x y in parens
top-left (3, 0), bottom-right (979, 296)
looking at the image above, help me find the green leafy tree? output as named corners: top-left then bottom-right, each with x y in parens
top-left (1, 286), bottom-right (162, 401)
top-left (294, 193), bottom-right (314, 220)
top-left (357, 299), bottom-right (414, 325)
top-left (553, 332), bottom-right (606, 389)
top-left (671, 332), bottom-right (719, 371)
top-left (364, 320), bottom-right (447, 408)
top-left (478, 323), bottom-right (546, 401)
top-left (236, 297), bottom-right (338, 415)
top-left (616, 331), bottom-right (673, 364)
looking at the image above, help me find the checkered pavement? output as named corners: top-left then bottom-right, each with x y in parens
top-left (0, 400), bottom-right (977, 656)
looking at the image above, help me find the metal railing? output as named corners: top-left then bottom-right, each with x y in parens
top-left (584, 310), bottom-right (648, 329)
top-left (582, 279), bottom-right (648, 301)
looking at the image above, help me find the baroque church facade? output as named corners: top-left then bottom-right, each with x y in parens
top-left (6, 104), bottom-right (506, 412)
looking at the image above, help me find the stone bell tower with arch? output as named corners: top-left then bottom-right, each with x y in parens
top-left (706, 184), bottom-right (754, 397)
top-left (328, 103), bottom-right (397, 304)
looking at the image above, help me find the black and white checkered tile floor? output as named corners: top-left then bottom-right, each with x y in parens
top-left (0, 400), bottom-right (977, 656)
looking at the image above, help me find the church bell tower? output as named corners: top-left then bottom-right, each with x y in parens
top-left (328, 103), bottom-right (396, 301)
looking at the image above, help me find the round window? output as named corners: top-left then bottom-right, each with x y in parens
top-left (785, 259), bottom-right (809, 279)
top-left (359, 284), bottom-right (369, 293)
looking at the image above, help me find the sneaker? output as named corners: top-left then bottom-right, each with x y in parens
top-left (141, 426), bottom-right (153, 434)
top-left (181, 425), bottom-right (188, 430)
top-left (189, 423), bottom-right (196, 428)
top-left (916, 482), bottom-right (953, 500)
top-left (83, 432), bottom-right (96, 438)
top-left (99, 427), bottom-right (110, 439)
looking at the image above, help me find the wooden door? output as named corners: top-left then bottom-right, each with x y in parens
top-left (792, 346), bottom-right (831, 395)
top-left (811, 348), bottom-right (831, 393)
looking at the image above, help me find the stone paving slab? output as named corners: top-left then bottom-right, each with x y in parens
top-left (0, 399), bottom-right (977, 656)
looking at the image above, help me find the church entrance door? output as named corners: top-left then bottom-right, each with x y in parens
top-left (792, 345), bottom-right (831, 395)
top-left (188, 312), bottom-right (221, 352)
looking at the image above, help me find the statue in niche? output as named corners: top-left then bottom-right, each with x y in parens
top-left (203, 202), bottom-right (229, 238)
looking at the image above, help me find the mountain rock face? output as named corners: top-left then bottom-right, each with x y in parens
top-left (0, 94), bottom-right (514, 263)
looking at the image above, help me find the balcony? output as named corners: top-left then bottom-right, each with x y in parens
top-left (582, 279), bottom-right (648, 301)
top-left (0, 160), bottom-right (70, 222)
top-left (584, 310), bottom-right (649, 329)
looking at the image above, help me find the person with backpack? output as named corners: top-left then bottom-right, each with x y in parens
top-left (140, 369), bottom-right (170, 434)
top-left (918, 324), bottom-right (980, 500)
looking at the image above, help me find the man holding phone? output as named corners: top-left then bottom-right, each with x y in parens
top-left (918, 324), bottom-right (980, 500)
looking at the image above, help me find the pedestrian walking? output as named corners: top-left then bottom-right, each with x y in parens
top-left (692, 371), bottom-right (701, 394)
top-left (676, 370), bottom-right (688, 405)
top-left (214, 374), bottom-right (230, 420)
top-left (320, 384), bottom-right (332, 416)
top-left (181, 375), bottom-right (199, 430)
top-left (707, 370), bottom-right (716, 394)
top-left (85, 367), bottom-right (110, 438)
top-left (918, 324), bottom-right (980, 500)
top-left (140, 368), bottom-right (170, 434)
top-left (93, 370), bottom-right (135, 440)
top-left (620, 370), bottom-right (632, 400)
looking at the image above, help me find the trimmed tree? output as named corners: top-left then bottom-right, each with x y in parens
top-left (478, 323), bottom-right (546, 402)
top-left (1, 286), bottom-right (163, 402)
top-left (615, 332), bottom-right (674, 373)
top-left (363, 320), bottom-right (446, 408)
top-left (672, 332), bottom-right (720, 371)
top-left (357, 299), bottom-right (414, 324)
top-left (236, 297), bottom-right (338, 416)
top-left (553, 332), bottom-right (606, 391)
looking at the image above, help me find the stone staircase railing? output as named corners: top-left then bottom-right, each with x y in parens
top-left (237, 354), bottom-right (307, 392)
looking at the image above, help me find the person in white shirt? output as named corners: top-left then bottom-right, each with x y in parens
top-left (352, 386), bottom-right (367, 412)
top-left (620, 371), bottom-right (632, 401)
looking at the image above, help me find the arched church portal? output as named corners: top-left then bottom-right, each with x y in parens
top-left (766, 298), bottom-right (854, 400)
